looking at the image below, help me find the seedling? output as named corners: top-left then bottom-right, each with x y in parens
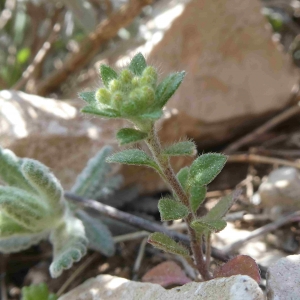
top-left (80, 53), bottom-right (238, 280)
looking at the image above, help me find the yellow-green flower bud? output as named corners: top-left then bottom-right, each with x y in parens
top-left (141, 66), bottom-right (158, 87)
top-left (141, 86), bottom-right (155, 104)
top-left (111, 92), bottom-right (124, 111)
top-left (131, 77), bottom-right (140, 88)
top-left (119, 69), bottom-right (133, 85)
top-left (109, 79), bottom-right (122, 93)
top-left (95, 88), bottom-right (111, 105)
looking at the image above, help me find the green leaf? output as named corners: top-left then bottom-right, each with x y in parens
top-left (81, 105), bottom-right (120, 118)
top-left (204, 191), bottom-right (239, 221)
top-left (158, 198), bottom-right (189, 221)
top-left (148, 232), bottom-right (189, 257)
top-left (189, 153), bottom-right (227, 186)
top-left (163, 141), bottom-right (196, 156)
top-left (191, 219), bottom-right (227, 233)
top-left (79, 91), bottom-right (96, 105)
top-left (177, 167), bottom-right (189, 190)
top-left (22, 283), bottom-right (57, 300)
top-left (116, 128), bottom-right (148, 145)
top-left (128, 53), bottom-right (147, 76)
top-left (77, 210), bottom-right (115, 256)
top-left (49, 213), bottom-right (88, 278)
top-left (100, 65), bottom-right (118, 88)
top-left (140, 110), bottom-right (163, 120)
top-left (0, 186), bottom-right (47, 231)
top-left (190, 185), bottom-right (206, 213)
top-left (17, 47), bottom-right (31, 64)
top-left (21, 159), bottom-right (65, 217)
top-left (106, 149), bottom-right (159, 170)
top-left (156, 72), bottom-right (185, 108)
top-left (0, 148), bottom-right (34, 193)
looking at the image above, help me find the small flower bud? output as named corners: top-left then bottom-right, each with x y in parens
top-left (131, 77), bottom-right (140, 88)
top-left (141, 66), bottom-right (158, 87)
top-left (119, 69), bottom-right (133, 85)
top-left (109, 79), bottom-right (122, 93)
top-left (95, 88), bottom-right (111, 105)
top-left (141, 86), bottom-right (155, 104)
top-left (111, 92), bottom-right (124, 111)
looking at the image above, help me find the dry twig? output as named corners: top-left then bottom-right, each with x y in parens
top-left (35, 0), bottom-right (152, 96)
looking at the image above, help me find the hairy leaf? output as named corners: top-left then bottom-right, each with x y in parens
top-left (77, 210), bottom-right (115, 256)
top-left (148, 232), bottom-right (189, 257)
top-left (100, 65), bottom-right (118, 88)
top-left (71, 146), bottom-right (122, 199)
top-left (49, 213), bottom-right (88, 278)
top-left (22, 283), bottom-right (57, 300)
top-left (0, 148), bottom-right (34, 193)
top-left (158, 198), bottom-right (189, 221)
top-left (22, 159), bottom-right (65, 216)
top-left (78, 91), bottom-right (97, 106)
top-left (190, 184), bottom-right (206, 213)
top-left (204, 191), bottom-right (239, 221)
top-left (177, 167), bottom-right (189, 190)
top-left (106, 149), bottom-right (159, 170)
top-left (189, 153), bottom-right (227, 186)
top-left (81, 104), bottom-right (120, 118)
top-left (156, 72), bottom-right (185, 108)
top-left (191, 219), bottom-right (227, 234)
top-left (116, 128), bottom-right (148, 145)
top-left (163, 141), bottom-right (196, 157)
top-left (129, 53), bottom-right (147, 76)
top-left (140, 110), bottom-right (163, 120)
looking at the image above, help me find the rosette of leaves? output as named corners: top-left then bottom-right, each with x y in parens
top-left (0, 147), bottom-right (88, 278)
top-left (80, 53), bottom-right (238, 280)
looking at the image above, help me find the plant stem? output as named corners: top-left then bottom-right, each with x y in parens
top-left (145, 125), bottom-right (212, 280)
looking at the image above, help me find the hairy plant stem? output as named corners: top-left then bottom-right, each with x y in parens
top-left (145, 125), bottom-right (212, 280)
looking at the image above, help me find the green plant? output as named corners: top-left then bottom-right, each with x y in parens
top-left (22, 283), bottom-right (57, 300)
top-left (79, 53), bottom-right (237, 280)
top-left (0, 147), bottom-right (88, 278)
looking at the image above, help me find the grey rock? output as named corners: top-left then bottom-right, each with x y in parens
top-left (58, 274), bottom-right (264, 300)
top-left (267, 255), bottom-right (300, 300)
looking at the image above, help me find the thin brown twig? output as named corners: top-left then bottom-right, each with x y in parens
top-left (132, 237), bottom-right (148, 280)
top-left (0, 0), bottom-right (16, 30)
top-left (12, 9), bottom-right (63, 91)
top-left (224, 211), bottom-right (300, 253)
top-left (35, 0), bottom-right (152, 96)
top-left (227, 153), bottom-right (300, 169)
top-left (224, 104), bottom-right (300, 154)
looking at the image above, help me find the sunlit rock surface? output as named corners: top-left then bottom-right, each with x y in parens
top-left (58, 274), bottom-right (264, 300)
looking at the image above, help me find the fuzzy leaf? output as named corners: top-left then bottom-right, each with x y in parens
top-left (106, 149), bottom-right (159, 170)
top-left (100, 65), bottom-right (118, 88)
top-left (0, 148), bottom-right (34, 193)
top-left (191, 219), bottom-right (227, 233)
top-left (22, 283), bottom-right (57, 300)
top-left (142, 261), bottom-right (191, 287)
top-left (77, 210), bottom-right (115, 256)
top-left (190, 185), bottom-right (206, 213)
top-left (49, 213), bottom-right (88, 278)
top-left (148, 232), bottom-right (189, 257)
top-left (81, 105), bottom-right (120, 118)
top-left (214, 255), bottom-right (261, 283)
top-left (158, 198), bottom-right (189, 221)
top-left (156, 72), bottom-right (185, 108)
top-left (0, 186), bottom-right (48, 231)
top-left (21, 159), bottom-right (65, 216)
top-left (78, 91), bottom-right (96, 106)
top-left (140, 110), bottom-right (163, 120)
top-left (71, 146), bottom-right (121, 198)
top-left (189, 153), bottom-right (227, 186)
top-left (177, 167), bottom-right (189, 190)
top-left (129, 53), bottom-right (147, 76)
top-left (204, 191), bottom-right (239, 222)
top-left (116, 128), bottom-right (148, 145)
top-left (0, 229), bottom-right (48, 253)
top-left (163, 141), bottom-right (196, 157)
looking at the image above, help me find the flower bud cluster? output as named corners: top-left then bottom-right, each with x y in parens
top-left (96, 66), bottom-right (158, 117)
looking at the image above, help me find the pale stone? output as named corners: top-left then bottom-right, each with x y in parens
top-left (266, 255), bottom-right (300, 300)
top-left (58, 274), bottom-right (264, 300)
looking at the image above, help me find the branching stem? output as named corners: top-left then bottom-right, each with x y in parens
top-left (145, 125), bottom-right (211, 280)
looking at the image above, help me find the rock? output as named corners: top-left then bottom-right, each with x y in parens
top-left (146, 0), bottom-right (297, 147)
top-left (58, 274), bottom-right (264, 300)
top-left (254, 167), bottom-right (300, 219)
top-left (266, 254), bottom-right (300, 300)
top-left (0, 90), bottom-right (192, 193)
